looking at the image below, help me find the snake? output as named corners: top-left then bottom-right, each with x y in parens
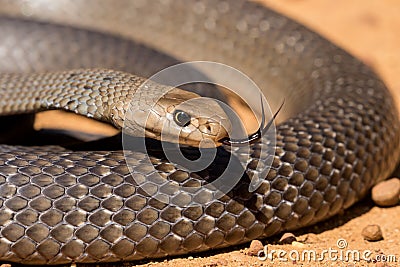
top-left (0, 0), bottom-right (398, 265)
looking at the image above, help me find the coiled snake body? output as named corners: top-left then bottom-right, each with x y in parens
top-left (0, 0), bottom-right (398, 265)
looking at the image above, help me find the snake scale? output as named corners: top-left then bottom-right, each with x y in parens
top-left (0, 0), bottom-right (398, 265)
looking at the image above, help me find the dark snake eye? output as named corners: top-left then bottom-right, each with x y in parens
top-left (173, 110), bottom-right (191, 127)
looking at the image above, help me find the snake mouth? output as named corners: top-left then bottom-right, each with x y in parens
top-left (219, 98), bottom-right (284, 146)
top-left (176, 120), bottom-right (229, 148)
top-left (219, 130), bottom-right (263, 146)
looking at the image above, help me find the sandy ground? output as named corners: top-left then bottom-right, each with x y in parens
top-left (12, 1), bottom-right (400, 267)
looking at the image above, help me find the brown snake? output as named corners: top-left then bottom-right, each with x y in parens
top-left (0, 0), bottom-right (398, 265)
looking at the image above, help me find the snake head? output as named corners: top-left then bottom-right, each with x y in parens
top-left (154, 88), bottom-right (232, 147)
top-left (122, 87), bottom-right (232, 148)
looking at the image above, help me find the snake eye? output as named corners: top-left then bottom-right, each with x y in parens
top-left (173, 110), bottom-right (191, 127)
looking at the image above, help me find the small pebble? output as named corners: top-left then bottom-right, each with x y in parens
top-left (279, 232), bottom-right (297, 244)
top-left (362, 224), bottom-right (383, 241)
top-left (246, 240), bottom-right (264, 256)
top-left (371, 178), bottom-right (400, 206)
top-left (292, 241), bottom-right (306, 248)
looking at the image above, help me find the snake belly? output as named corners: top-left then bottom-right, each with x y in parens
top-left (0, 0), bottom-right (398, 265)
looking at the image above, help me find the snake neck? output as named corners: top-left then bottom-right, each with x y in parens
top-left (0, 69), bottom-right (141, 127)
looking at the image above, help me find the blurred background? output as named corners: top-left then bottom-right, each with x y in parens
top-left (260, 0), bottom-right (400, 114)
